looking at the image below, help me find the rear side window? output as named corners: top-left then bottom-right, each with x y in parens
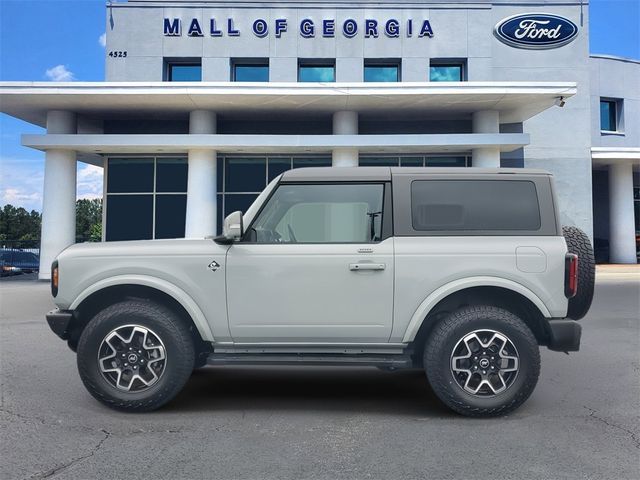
top-left (411, 180), bottom-right (541, 231)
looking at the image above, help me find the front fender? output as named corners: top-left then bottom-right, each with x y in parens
top-left (69, 274), bottom-right (215, 342)
top-left (401, 276), bottom-right (552, 343)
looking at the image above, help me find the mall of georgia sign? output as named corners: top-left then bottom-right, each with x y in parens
top-left (494, 13), bottom-right (578, 49)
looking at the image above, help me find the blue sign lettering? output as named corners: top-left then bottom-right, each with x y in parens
top-left (164, 18), bottom-right (181, 36)
top-left (187, 18), bottom-right (203, 37)
top-left (227, 18), bottom-right (240, 36)
top-left (385, 19), bottom-right (400, 38)
top-left (343, 18), bottom-right (358, 38)
top-left (275, 18), bottom-right (287, 37)
top-left (419, 20), bottom-right (434, 38)
top-left (300, 19), bottom-right (315, 38)
top-left (494, 13), bottom-right (578, 49)
top-left (210, 18), bottom-right (222, 37)
top-left (365, 19), bottom-right (378, 38)
top-left (253, 19), bottom-right (268, 37)
top-left (323, 19), bottom-right (335, 37)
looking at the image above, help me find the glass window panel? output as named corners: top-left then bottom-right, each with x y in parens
top-left (411, 180), bottom-right (540, 231)
top-left (224, 194), bottom-right (259, 217)
top-left (298, 65), bottom-right (335, 82)
top-left (107, 158), bottom-right (154, 193)
top-left (234, 64), bottom-right (269, 82)
top-left (430, 65), bottom-right (462, 82)
top-left (600, 100), bottom-right (617, 131)
top-left (364, 65), bottom-right (399, 82)
top-left (400, 157), bottom-right (424, 167)
top-left (292, 157), bottom-right (332, 169)
top-left (217, 194), bottom-right (223, 235)
top-left (169, 64), bottom-right (201, 81)
top-left (359, 157), bottom-right (399, 167)
top-left (106, 195), bottom-right (153, 241)
top-left (250, 184), bottom-right (384, 243)
top-left (225, 157), bottom-right (266, 192)
top-left (268, 157), bottom-right (292, 181)
top-left (217, 157), bottom-right (223, 192)
top-left (156, 158), bottom-right (188, 192)
top-left (426, 156), bottom-right (467, 167)
top-left (155, 195), bottom-right (187, 239)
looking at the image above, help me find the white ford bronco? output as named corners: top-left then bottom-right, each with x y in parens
top-left (47, 167), bottom-right (595, 416)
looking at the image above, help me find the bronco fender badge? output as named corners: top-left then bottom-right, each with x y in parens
top-left (208, 260), bottom-right (220, 271)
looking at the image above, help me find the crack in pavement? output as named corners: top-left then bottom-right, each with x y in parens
top-left (25, 429), bottom-right (111, 480)
top-left (583, 406), bottom-right (640, 450)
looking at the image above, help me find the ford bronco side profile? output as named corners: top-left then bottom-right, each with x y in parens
top-left (46, 167), bottom-right (595, 416)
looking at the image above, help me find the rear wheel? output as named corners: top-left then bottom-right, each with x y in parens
top-left (424, 305), bottom-right (540, 417)
top-left (76, 299), bottom-right (195, 412)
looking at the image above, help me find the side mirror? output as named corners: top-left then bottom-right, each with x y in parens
top-left (222, 210), bottom-right (244, 241)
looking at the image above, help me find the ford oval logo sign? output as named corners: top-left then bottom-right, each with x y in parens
top-left (494, 13), bottom-right (578, 50)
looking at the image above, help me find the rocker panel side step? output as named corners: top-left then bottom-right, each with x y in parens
top-left (206, 353), bottom-right (414, 368)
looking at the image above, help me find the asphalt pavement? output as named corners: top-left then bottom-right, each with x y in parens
top-left (1, 271), bottom-right (638, 479)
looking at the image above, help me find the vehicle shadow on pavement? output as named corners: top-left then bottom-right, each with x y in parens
top-left (166, 366), bottom-right (453, 417)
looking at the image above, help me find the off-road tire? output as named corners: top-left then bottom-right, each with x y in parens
top-left (424, 305), bottom-right (540, 417)
top-left (562, 226), bottom-right (595, 320)
top-left (76, 299), bottom-right (195, 412)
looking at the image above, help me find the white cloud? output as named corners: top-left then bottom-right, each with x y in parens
top-left (98, 33), bottom-right (106, 48)
top-left (45, 64), bottom-right (75, 82)
top-left (76, 164), bottom-right (103, 200)
top-left (0, 157), bottom-right (44, 211)
top-left (1, 188), bottom-right (41, 205)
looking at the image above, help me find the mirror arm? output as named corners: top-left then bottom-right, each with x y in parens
top-left (213, 235), bottom-right (235, 245)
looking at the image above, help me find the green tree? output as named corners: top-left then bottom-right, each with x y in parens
top-left (0, 205), bottom-right (41, 241)
top-left (76, 198), bottom-right (103, 242)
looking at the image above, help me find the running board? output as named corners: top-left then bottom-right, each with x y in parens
top-left (206, 353), bottom-right (414, 369)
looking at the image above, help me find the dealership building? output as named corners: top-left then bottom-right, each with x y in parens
top-left (0, 0), bottom-right (638, 279)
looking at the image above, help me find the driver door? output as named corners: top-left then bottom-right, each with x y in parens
top-left (225, 182), bottom-right (394, 343)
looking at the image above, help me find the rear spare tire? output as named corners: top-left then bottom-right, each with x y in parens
top-left (562, 226), bottom-right (595, 320)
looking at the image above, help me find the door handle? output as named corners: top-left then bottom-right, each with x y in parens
top-left (349, 263), bottom-right (386, 271)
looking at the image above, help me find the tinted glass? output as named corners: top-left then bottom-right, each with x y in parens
top-left (292, 157), bottom-right (332, 169)
top-left (225, 158), bottom-right (266, 192)
top-left (359, 157), bottom-right (399, 167)
top-left (107, 158), bottom-right (154, 193)
top-left (411, 180), bottom-right (541, 231)
top-left (364, 65), bottom-right (399, 82)
top-left (250, 184), bottom-right (384, 243)
top-left (600, 100), bottom-right (617, 131)
top-left (169, 64), bottom-right (201, 81)
top-left (400, 157), bottom-right (424, 167)
top-left (155, 194), bottom-right (187, 239)
top-left (430, 65), bottom-right (462, 82)
top-left (156, 158), bottom-right (188, 192)
top-left (217, 194), bottom-right (223, 235)
top-left (426, 156), bottom-right (467, 167)
top-left (234, 64), bottom-right (269, 82)
top-left (217, 158), bottom-right (223, 192)
top-left (268, 157), bottom-right (291, 181)
top-left (106, 195), bottom-right (153, 241)
top-left (298, 65), bottom-right (335, 82)
top-left (225, 193), bottom-right (259, 217)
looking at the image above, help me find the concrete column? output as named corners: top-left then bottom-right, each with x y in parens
top-left (185, 110), bottom-right (218, 238)
top-left (332, 111), bottom-right (358, 167)
top-left (39, 111), bottom-right (77, 280)
top-left (472, 110), bottom-right (500, 168)
top-left (608, 162), bottom-right (637, 264)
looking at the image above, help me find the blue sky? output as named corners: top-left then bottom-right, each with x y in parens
top-left (1, 0), bottom-right (639, 212)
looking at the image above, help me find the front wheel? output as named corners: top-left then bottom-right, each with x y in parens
top-left (76, 300), bottom-right (195, 412)
top-left (424, 306), bottom-right (540, 417)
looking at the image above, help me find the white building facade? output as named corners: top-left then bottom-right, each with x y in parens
top-left (0, 0), bottom-right (638, 279)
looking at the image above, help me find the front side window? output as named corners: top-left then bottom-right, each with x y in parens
top-left (429, 62), bottom-right (464, 82)
top-left (298, 60), bottom-right (335, 82)
top-left (600, 99), bottom-right (619, 132)
top-left (248, 183), bottom-right (384, 243)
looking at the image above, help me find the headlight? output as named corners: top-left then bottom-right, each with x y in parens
top-left (51, 260), bottom-right (59, 297)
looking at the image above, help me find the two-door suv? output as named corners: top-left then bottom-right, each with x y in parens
top-left (47, 167), bottom-right (595, 416)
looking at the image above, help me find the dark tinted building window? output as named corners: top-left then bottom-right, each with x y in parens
top-left (298, 60), bottom-right (335, 82)
top-left (600, 99), bottom-right (618, 132)
top-left (155, 195), bottom-right (187, 239)
top-left (268, 157), bottom-right (292, 181)
top-left (106, 195), bottom-right (153, 241)
top-left (225, 157), bottom-right (266, 192)
top-left (166, 61), bottom-right (202, 81)
top-left (364, 62), bottom-right (400, 82)
top-left (411, 180), bottom-right (541, 231)
top-left (233, 60), bottom-right (269, 82)
top-left (224, 194), bottom-right (259, 217)
top-left (107, 158), bottom-right (154, 193)
top-left (156, 158), bottom-right (188, 192)
top-left (292, 157), bottom-right (332, 169)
